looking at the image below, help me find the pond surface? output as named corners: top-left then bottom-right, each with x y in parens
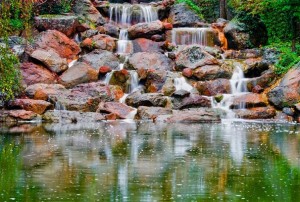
top-left (1, 120), bottom-right (300, 201)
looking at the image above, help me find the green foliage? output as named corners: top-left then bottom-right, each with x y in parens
top-left (176, 0), bottom-right (203, 18)
top-left (37, 0), bottom-right (73, 15)
top-left (273, 44), bottom-right (300, 75)
top-left (193, 0), bottom-right (219, 22)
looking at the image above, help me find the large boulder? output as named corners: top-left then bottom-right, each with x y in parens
top-left (175, 46), bottom-right (219, 70)
top-left (81, 34), bottom-right (117, 51)
top-left (124, 52), bottom-right (174, 71)
top-left (8, 99), bottom-right (53, 114)
top-left (98, 102), bottom-right (135, 119)
top-left (78, 49), bottom-right (119, 70)
top-left (107, 70), bottom-right (131, 92)
top-left (42, 110), bottom-right (105, 123)
top-left (20, 63), bottom-right (57, 87)
top-left (224, 13), bottom-right (268, 49)
top-left (167, 108), bottom-right (220, 123)
top-left (136, 106), bottom-right (173, 120)
top-left (132, 38), bottom-right (163, 53)
top-left (172, 94), bottom-right (211, 109)
top-left (193, 65), bottom-right (232, 81)
top-left (72, 0), bottom-right (106, 25)
top-left (247, 70), bottom-right (276, 92)
top-left (30, 48), bottom-right (68, 73)
top-left (58, 62), bottom-right (99, 88)
top-left (230, 93), bottom-right (268, 109)
top-left (196, 79), bottom-right (231, 96)
top-left (0, 110), bottom-right (40, 123)
top-left (267, 62), bottom-right (300, 109)
top-left (25, 84), bottom-right (67, 100)
top-left (128, 20), bottom-right (164, 39)
top-left (234, 107), bottom-right (276, 119)
top-left (145, 70), bottom-right (167, 93)
top-left (125, 91), bottom-right (170, 108)
top-left (34, 15), bottom-right (79, 37)
top-left (167, 3), bottom-right (203, 27)
top-left (26, 30), bottom-right (80, 60)
top-left (50, 82), bottom-right (114, 112)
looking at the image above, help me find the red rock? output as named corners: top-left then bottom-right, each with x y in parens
top-left (182, 68), bottom-right (193, 78)
top-left (196, 79), bottom-right (230, 96)
top-left (231, 93), bottom-right (268, 109)
top-left (81, 34), bottom-right (117, 51)
top-left (99, 102), bottom-right (135, 119)
top-left (8, 99), bottom-right (53, 114)
top-left (26, 30), bottom-right (80, 60)
top-left (9, 110), bottom-right (38, 120)
top-left (132, 38), bottom-right (163, 53)
top-left (252, 85), bottom-right (264, 93)
top-left (20, 62), bottom-right (57, 87)
top-left (234, 107), bottom-right (276, 119)
top-left (105, 113), bottom-right (118, 120)
top-left (99, 66), bottom-right (112, 74)
top-left (163, 22), bottom-right (173, 30)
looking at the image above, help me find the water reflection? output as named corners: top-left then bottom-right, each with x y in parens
top-left (1, 121), bottom-right (300, 201)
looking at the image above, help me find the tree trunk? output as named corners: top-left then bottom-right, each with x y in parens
top-left (220, 0), bottom-right (227, 19)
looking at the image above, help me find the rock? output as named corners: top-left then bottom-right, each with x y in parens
top-left (103, 23), bottom-right (119, 37)
top-left (128, 20), bottom-right (164, 39)
top-left (262, 48), bottom-right (280, 65)
top-left (167, 108), bottom-right (220, 123)
top-left (282, 107), bottom-right (295, 116)
top-left (72, 0), bottom-right (106, 25)
top-left (99, 66), bottom-right (112, 74)
top-left (243, 58), bottom-right (269, 78)
top-left (0, 36), bottom-right (26, 61)
top-left (136, 106), bottom-right (173, 120)
top-left (175, 46), bottom-right (219, 70)
top-left (196, 79), bottom-right (230, 96)
top-left (59, 62), bottom-right (99, 88)
top-left (81, 29), bottom-right (99, 40)
top-left (125, 91), bottom-right (170, 108)
top-left (223, 49), bottom-right (262, 59)
top-left (224, 13), bottom-right (267, 49)
top-left (25, 84), bottom-right (67, 100)
top-left (105, 113), bottom-right (118, 120)
top-left (20, 63), bottom-right (57, 87)
top-left (145, 70), bottom-right (167, 93)
top-left (124, 52), bottom-right (174, 71)
top-left (108, 70), bottom-right (130, 92)
top-left (172, 94), bottom-right (211, 109)
top-left (0, 110), bottom-right (40, 123)
top-left (295, 103), bottom-right (300, 112)
top-left (193, 65), bottom-right (231, 81)
top-left (26, 30), bottom-right (80, 60)
top-left (234, 107), bottom-right (276, 119)
top-left (151, 34), bottom-right (165, 42)
top-left (267, 62), bottom-right (300, 109)
top-left (247, 70), bottom-right (276, 92)
top-left (81, 34), bottom-right (117, 51)
top-left (8, 99), bottom-right (53, 114)
top-left (50, 82), bottom-right (114, 112)
top-left (172, 90), bottom-right (190, 98)
top-left (42, 110), bottom-right (105, 123)
top-left (30, 48), bottom-right (68, 73)
top-left (98, 102), bottom-right (135, 119)
top-left (132, 38), bottom-right (163, 53)
top-left (163, 22), bottom-right (173, 30)
top-left (34, 15), bottom-right (79, 37)
top-left (182, 68), bottom-right (193, 78)
top-left (251, 85), bottom-right (264, 94)
top-left (162, 77), bottom-right (176, 96)
top-left (168, 3), bottom-right (203, 27)
top-left (78, 49), bottom-right (119, 71)
top-left (230, 93), bottom-right (268, 109)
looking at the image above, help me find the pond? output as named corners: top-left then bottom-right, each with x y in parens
top-left (1, 120), bottom-right (300, 201)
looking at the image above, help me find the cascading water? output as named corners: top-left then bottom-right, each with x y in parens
top-left (212, 66), bottom-right (249, 118)
top-left (174, 77), bottom-right (193, 92)
top-left (117, 29), bottom-right (133, 54)
top-left (172, 28), bottom-right (209, 46)
top-left (139, 5), bottom-right (158, 23)
top-left (109, 4), bottom-right (132, 26)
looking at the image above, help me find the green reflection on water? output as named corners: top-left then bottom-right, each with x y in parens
top-left (0, 121), bottom-right (300, 201)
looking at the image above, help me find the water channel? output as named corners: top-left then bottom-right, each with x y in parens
top-left (1, 121), bottom-right (300, 201)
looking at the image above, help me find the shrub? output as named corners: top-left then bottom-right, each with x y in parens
top-left (36, 0), bottom-right (73, 15)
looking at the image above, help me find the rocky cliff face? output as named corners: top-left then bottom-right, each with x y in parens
top-left (2, 0), bottom-right (298, 123)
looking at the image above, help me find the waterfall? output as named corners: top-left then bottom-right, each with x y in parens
top-left (54, 101), bottom-right (66, 111)
top-left (212, 66), bottom-right (249, 118)
top-left (104, 70), bottom-right (115, 85)
top-left (140, 5), bottom-right (158, 23)
top-left (109, 4), bottom-right (132, 26)
top-left (174, 77), bottom-right (193, 92)
top-left (109, 4), bottom-right (158, 26)
top-left (117, 29), bottom-right (133, 54)
top-left (129, 71), bottom-right (139, 93)
top-left (171, 28), bottom-right (209, 46)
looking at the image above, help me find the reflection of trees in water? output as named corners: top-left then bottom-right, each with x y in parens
top-left (1, 122), bottom-right (300, 200)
